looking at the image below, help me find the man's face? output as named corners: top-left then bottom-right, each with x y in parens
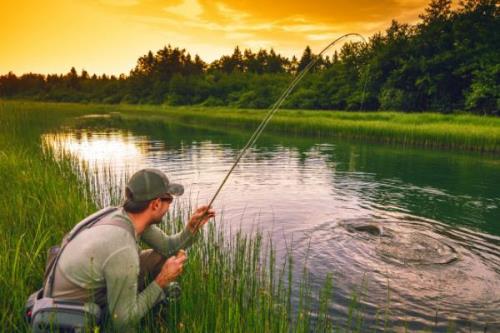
top-left (149, 195), bottom-right (172, 225)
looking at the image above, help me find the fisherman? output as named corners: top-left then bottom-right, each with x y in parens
top-left (45, 168), bottom-right (215, 331)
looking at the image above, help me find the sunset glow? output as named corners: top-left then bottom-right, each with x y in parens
top-left (1, 0), bottom-right (428, 75)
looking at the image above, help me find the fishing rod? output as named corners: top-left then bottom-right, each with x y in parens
top-left (189, 33), bottom-right (368, 232)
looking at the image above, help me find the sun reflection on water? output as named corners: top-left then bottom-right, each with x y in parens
top-left (42, 130), bottom-right (151, 205)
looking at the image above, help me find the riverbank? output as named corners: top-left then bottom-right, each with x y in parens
top-left (2, 100), bottom-right (499, 153)
top-left (0, 102), bottom-right (98, 331)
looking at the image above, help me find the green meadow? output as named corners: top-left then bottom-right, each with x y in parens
top-left (1, 100), bottom-right (495, 332)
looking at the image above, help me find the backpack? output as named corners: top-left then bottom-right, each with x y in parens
top-left (24, 206), bottom-right (135, 332)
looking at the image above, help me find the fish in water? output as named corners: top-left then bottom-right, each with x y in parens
top-left (342, 219), bottom-right (384, 237)
top-left (348, 224), bottom-right (384, 236)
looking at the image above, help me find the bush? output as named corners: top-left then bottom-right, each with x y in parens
top-left (465, 64), bottom-right (499, 116)
top-left (379, 87), bottom-right (420, 112)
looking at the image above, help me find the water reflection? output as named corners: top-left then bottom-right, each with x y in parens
top-left (45, 131), bottom-right (148, 166)
top-left (42, 131), bottom-right (150, 205)
top-left (42, 127), bottom-right (500, 332)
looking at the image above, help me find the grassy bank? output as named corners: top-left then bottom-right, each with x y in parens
top-left (0, 102), bottom-right (98, 331)
top-left (3, 100), bottom-right (500, 153)
top-left (0, 101), bottom-right (373, 331)
top-left (110, 103), bottom-right (500, 153)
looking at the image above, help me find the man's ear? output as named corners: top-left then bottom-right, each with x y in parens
top-left (149, 198), bottom-right (161, 211)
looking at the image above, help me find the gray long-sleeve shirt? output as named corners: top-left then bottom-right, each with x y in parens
top-left (49, 208), bottom-right (194, 330)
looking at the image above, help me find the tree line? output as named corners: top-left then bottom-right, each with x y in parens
top-left (0, 0), bottom-right (498, 114)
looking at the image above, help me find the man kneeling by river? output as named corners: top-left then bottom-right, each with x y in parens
top-left (45, 168), bottom-right (215, 331)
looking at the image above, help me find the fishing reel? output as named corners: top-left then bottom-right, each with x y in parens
top-left (165, 281), bottom-right (182, 302)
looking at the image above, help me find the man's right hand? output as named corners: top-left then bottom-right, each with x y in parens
top-left (154, 251), bottom-right (187, 288)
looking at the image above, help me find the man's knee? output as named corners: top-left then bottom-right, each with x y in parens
top-left (139, 249), bottom-right (166, 281)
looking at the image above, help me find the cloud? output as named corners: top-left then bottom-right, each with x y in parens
top-left (242, 40), bottom-right (274, 49)
top-left (99, 0), bottom-right (139, 6)
top-left (90, 0), bottom-right (430, 63)
top-left (164, 0), bottom-right (203, 19)
top-left (211, 0), bottom-right (426, 25)
top-left (282, 23), bottom-right (333, 33)
top-left (98, 0), bottom-right (428, 41)
top-left (226, 32), bottom-right (254, 40)
top-left (307, 33), bottom-right (340, 41)
top-left (215, 2), bottom-right (250, 21)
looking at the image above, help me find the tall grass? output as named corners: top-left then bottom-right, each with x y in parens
top-left (146, 107), bottom-right (499, 153)
top-left (0, 102), bottom-right (97, 331)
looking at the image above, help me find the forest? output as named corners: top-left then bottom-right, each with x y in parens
top-left (1, 0), bottom-right (498, 115)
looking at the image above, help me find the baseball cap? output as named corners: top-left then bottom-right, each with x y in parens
top-left (126, 168), bottom-right (184, 202)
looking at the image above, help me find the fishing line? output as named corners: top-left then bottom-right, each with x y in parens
top-left (206, 33), bottom-right (368, 209)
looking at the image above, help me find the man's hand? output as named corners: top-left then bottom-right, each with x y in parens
top-left (154, 251), bottom-right (187, 289)
top-left (187, 205), bottom-right (215, 234)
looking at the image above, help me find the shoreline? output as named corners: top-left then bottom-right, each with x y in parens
top-left (2, 99), bottom-right (499, 153)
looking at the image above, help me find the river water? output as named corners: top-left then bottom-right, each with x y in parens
top-left (42, 115), bottom-right (500, 332)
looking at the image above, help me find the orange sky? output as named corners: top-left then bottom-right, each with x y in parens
top-left (1, 0), bottom-right (429, 75)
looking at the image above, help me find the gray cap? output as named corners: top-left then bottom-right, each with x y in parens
top-left (126, 168), bottom-right (184, 202)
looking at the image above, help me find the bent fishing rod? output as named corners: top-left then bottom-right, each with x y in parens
top-left (188, 33), bottom-right (368, 233)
